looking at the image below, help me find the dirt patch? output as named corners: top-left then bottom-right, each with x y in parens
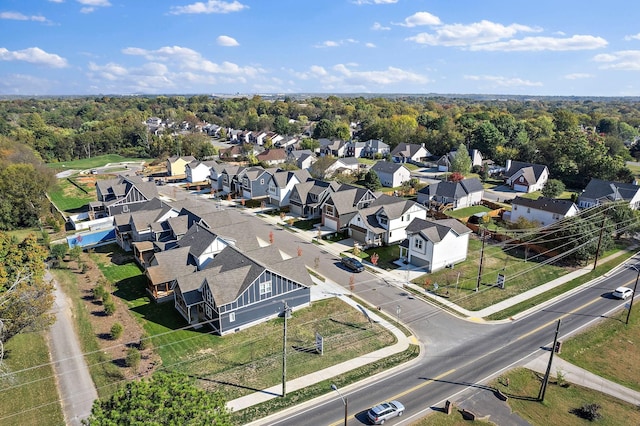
top-left (73, 257), bottom-right (160, 380)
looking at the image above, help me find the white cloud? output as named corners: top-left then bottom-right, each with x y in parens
top-left (77, 0), bottom-right (110, 5)
top-left (352, 0), bottom-right (398, 4)
top-left (217, 35), bottom-right (239, 46)
top-left (464, 74), bottom-right (542, 87)
top-left (407, 20), bottom-right (539, 47)
top-left (371, 22), bottom-right (390, 31)
top-left (624, 33), bottom-right (640, 41)
top-left (397, 12), bottom-right (441, 28)
top-left (0, 47), bottom-right (67, 68)
top-left (48, 0), bottom-right (64, 3)
top-left (470, 35), bottom-right (608, 51)
top-left (593, 50), bottom-right (640, 70)
top-left (121, 45), bottom-right (263, 77)
top-left (0, 12), bottom-right (47, 21)
top-left (314, 39), bottom-right (358, 48)
top-left (80, 7), bottom-right (94, 13)
top-left (564, 73), bottom-right (593, 80)
top-left (0, 74), bottom-right (58, 95)
top-left (365, 42), bottom-right (376, 48)
top-left (169, 0), bottom-right (247, 15)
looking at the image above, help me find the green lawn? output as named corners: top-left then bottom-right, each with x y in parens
top-left (416, 236), bottom-right (571, 312)
top-left (560, 305), bottom-right (640, 392)
top-left (0, 333), bottom-right (65, 426)
top-left (444, 205), bottom-right (491, 219)
top-left (48, 178), bottom-right (96, 213)
top-left (46, 154), bottom-right (148, 170)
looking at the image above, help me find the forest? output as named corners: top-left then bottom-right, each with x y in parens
top-left (2, 94), bottom-right (640, 230)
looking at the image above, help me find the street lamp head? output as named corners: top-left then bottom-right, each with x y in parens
top-left (331, 384), bottom-right (338, 391)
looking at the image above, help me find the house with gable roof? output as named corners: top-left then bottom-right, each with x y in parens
top-left (399, 217), bottom-right (472, 272)
top-left (577, 178), bottom-right (640, 210)
top-left (239, 166), bottom-right (272, 200)
top-left (267, 169), bottom-right (312, 208)
top-left (221, 165), bottom-right (246, 195)
top-left (186, 160), bottom-right (218, 183)
top-left (167, 155), bottom-right (197, 176)
top-left (93, 175), bottom-right (159, 218)
top-left (318, 138), bottom-right (347, 157)
top-left (390, 143), bottom-right (430, 164)
top-left (417, 178), bottom-right (484, 210)
top-left (289, 179), bottom-right (341, 218)
top-left (507, 196), bottom-right (579, 226)
top-left (321, 185), bottom-right (377, 231)
top-left (348, 195), bottom-right (428, 247)
top-left (371, 161), bottom-right (411, 187)
top-left (503, 160), bottom-right (549, 193)
top-left (256, 148), bottom-right (287, 166)
top-left (173, 244), bottom-right (312, 335)
top-left (287, 149), bottom-right (316, 169)
top-left (436, 149), bottom-right (483, 172)
top-left (208, 161), bottom-right (227, 193)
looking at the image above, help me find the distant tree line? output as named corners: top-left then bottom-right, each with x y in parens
top-left (1, 95), bottom-right (639, 190)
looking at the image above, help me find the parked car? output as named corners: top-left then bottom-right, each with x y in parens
top-left (341, 256), bottom-right (364, 272)
top-left (91, 169), bottom-right (98, 174)
top-left (367, 400), bottom-right (405, 424)
top-left (612, 286), bottom-right (633, 300)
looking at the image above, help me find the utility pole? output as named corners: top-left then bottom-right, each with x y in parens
top-left (476, 229), bottom-right (486, 292)
top-left (282, 301), bottom-right (291, 397)
top-left (539, 319), bottom-right (561, 402)
top-left (626, 266), bottom-right (640, 325)
top-left (592, 214), bottom-right (607, 270)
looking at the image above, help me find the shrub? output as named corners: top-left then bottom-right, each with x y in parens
top-left (125, 348), bottom-right (141, 369)
top-left (110, 322), bottom-right (123, 340)
top-left (138, 332), bottom-right (151, 351)
top-left (570, 403), bottom-right (602, 421)
top-left (104, 300), bottom-right (116, 316)
top-left (93, 285), bottom-right (106, 300)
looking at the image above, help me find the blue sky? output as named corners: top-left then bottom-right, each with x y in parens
top-left (2, 0), bottom-right (640, 97)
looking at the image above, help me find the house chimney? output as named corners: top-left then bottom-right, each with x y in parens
top-left (505, 159), bottom-right (512, 171)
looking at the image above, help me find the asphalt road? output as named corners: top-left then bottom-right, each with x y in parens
top-left (254, 252), bottom-right (639, 425)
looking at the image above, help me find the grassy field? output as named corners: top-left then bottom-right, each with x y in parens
top-left (444, 205), bottom-right (491, 219)
top-left (48, 177), bottom-right (97, 213)
top-left (0, 332), bottom-right (65, 426)
top-left (560, 306), bottom-right (640, 392)
top-left (91, 247), bottom-right (398, 401)
top-left (46, 154), bottom-right (148, 171)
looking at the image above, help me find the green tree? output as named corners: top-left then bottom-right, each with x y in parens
top-left (50, 243), bottom-right (69, 264)
top-left (299, 138), bottom-right (320, 152)
top-left (110, 322), bottom-right (123, 340)
top-left (450, 143), bottom-right (472, 174)
top-left (86, 372), bottom-right (232, 425)
top-left (363, 169), bottom-right (381, 191)
top-left (470, 121), bottom-right (505, 160)
top-left (0, 233), bottom-right (54, 343)
top-left (312, 119), bottom-right (336, 139)
top-left (541, 179), bottom-right (566, 198)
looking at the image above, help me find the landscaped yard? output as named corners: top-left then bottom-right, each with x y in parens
top-left (444, 205), bottom-right (491, 219)
top-left (89, 247), bottom-right (398, 403)
top-left (48, 176), bottom-right (97, 213)
top-left (0, 332), bottom-right (64, 426)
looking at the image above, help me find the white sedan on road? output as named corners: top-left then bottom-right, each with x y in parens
top-left (612, 286), bottom-right (633, 299)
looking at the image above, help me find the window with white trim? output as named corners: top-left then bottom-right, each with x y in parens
top-left (414, 238), bottom-right (423, 249)
top-left (259, 280), bottom-right (272, 295)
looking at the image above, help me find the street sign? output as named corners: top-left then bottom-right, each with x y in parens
top-left (497, 273), bottom-right (506, 289)
top-left (315, 332), bottom-right (324, 355)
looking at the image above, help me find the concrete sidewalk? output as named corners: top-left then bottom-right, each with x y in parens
top-left (525, 354), bottom-right (640, 406)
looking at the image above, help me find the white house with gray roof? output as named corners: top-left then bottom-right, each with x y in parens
top-left (371, 161), bottom-right (411, 187)
top-left (321, 185), bottom-right (377, 231)
top-left (503, 160), bottom-right (549, 193)
top-left (348, 195), bottom-right (428, 247)
top-left (391, 143), bottom-right (430, 164)
top-left (507, 196), bottom-right (579, 226)
top-left (577, 178), bottom-right (640, 210)
top-left (399, 217), bottom-right (472, 272)
top-left (267, 169), bottom-right (312, 207)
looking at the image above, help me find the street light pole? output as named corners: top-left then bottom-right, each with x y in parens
top-left (626, 266), bottom-right (640, 325)
top-left (330, 384), bottom-right (348, 426)
top-left (282, 302), bottom-right (291, 397)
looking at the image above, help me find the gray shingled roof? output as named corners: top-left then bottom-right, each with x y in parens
top-left (371, 161), bottom-right (406, 174)
top-left (405, 217), bottom-right (471, 243)
top-left (511, 196), bottom-right (578, 215)
top-left (418, 178), bottom-right (483, 199)
top-left (146, 246), bottom-right (197, 285)
top-left (504, 161), bottom-right (547, 180)
top-left (176, 222), bottom-right (219, 258)
top-left (580, 178), bottom-right (640, 202)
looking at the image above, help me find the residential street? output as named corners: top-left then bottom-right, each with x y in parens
top-left (46, 270), bottom-right (97, 425)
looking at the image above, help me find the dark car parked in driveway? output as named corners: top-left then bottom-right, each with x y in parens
top-left (341, 256), bottom-right (364, 272)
